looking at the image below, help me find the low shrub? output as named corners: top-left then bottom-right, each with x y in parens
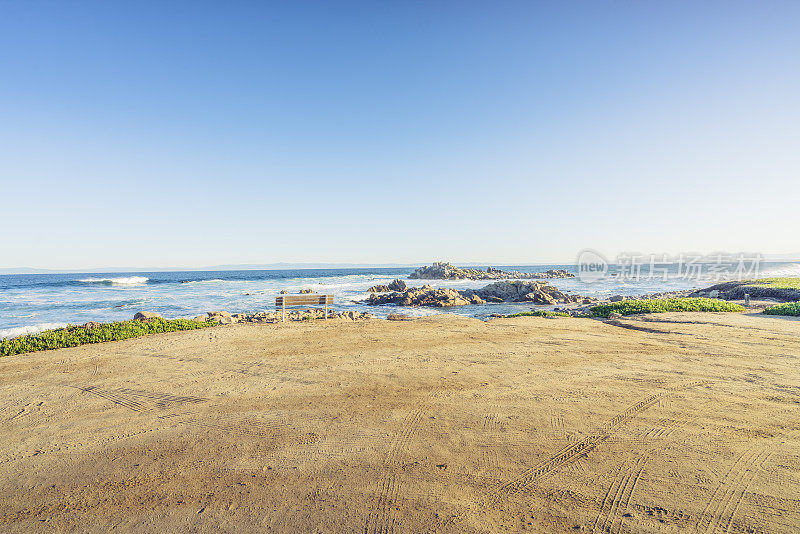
top-left (743, 277), bottom-right (800, 289)
top-left (506, 310), bottom-right (570, 318)
top-left (763, 302), bottom-right (800, 317)
top-left (695, 278), bottom-right (800, 300)
top-left (589, 298), bottom-right (745, 318)
top-left (0, 319), bottom-right (215, 357)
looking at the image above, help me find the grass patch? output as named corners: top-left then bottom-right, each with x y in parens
top-left (740, 277), bottom-right (800, 289)
top-left (696, 278), bottom-right (800, 301)
top-left (763, 302), bottom-right (800, 316)
top-left (0, 319), bottom-right (216, 357)
top-left (506, 310), bottom-right (570, 318)
top-left (589, 298), bottom-right (745, 318)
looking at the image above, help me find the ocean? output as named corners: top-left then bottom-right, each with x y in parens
top-left (2, 262), bottom-right (799, 338)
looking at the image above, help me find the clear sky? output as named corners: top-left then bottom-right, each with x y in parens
top-left (1, 1), bottom-right (798, 269)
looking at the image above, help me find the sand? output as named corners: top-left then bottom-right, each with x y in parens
top-left (0, 312), bottom-right (798, 532)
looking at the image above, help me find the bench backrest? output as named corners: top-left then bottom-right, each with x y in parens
top-left (276, 294), bottom-right (333, 306)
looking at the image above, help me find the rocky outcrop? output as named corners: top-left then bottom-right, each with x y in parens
top-left (299, 289), bottom-right (314, 294)
top-left (409, 262), bottom-right (573, 280)
top-left (690, 281), bottom-right (800, 302)
top-left (195, 309), bottom-right (373, 324)
top-left (365, 280), bottom-right (581, 308)
top-left (207, 311), bottom-right (234, 324)
top-left (368, 279), bottom-right (407, 293)
top-left (367, 285), bottom-right (479, 307)
top-left (473, 281), bottom-right (581, 304)
top-left (133, 311), bottom-right (163, 321)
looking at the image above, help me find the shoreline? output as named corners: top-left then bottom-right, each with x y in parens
top-left (3, 266), bottom-right (799, 339)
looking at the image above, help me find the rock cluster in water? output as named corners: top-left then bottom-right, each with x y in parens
top-left (367, 279), bottom-right (407, 293)
top-left (409, 261), bottom-right (573, 280)
top-left (366, 280), bottom-right (589, 308)
top-left (367, 285), bottom-right (485, 307)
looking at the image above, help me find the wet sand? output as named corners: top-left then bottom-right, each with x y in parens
top-left (1, 312), bottom-right (798, 532)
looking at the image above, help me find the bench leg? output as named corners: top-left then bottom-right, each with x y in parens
top-left (282, 302), bottom-right (285, 322)
top-left (325, 303), bottom-right (328, 320)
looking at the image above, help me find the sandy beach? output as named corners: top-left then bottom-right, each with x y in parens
top-left (1, 312), bottom-right (798, 532)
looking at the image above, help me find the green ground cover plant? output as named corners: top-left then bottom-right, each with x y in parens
top-left (696, 278), bottom-right (800, 300)
top-left (739, 278), bottom-right (800, 289)
top-left (589, 298), bottom-right (745, 318)
top-left (762, 302), bottom-right (800, 316)
top-left (0, 319), bottom-right (215, 357)
top-left (506, 310), bottom-right (570, 318)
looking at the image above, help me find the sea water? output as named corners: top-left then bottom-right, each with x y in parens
top-left (2, 263), bottom-right (798, 338)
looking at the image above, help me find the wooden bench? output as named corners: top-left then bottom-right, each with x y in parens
top-left (275, 294), bottom-right (334, 322)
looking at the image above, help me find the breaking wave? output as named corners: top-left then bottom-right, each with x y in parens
top-left (756, 263), bottom-right (800, 279)
top-left (0, 322), bottom-right (69, 339)
top-left (77, 276), bottom-right (149, 285)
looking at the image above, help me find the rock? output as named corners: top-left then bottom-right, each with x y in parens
top-left (192, 315), bottom-right (207, 322)
top-left (368, 284), bottom-right (391, 293)
top-left (532, 291), bottom-right (556, 305)
top-left (386, 313), bottom-right (413, 321)
top-left (548, 289), bottom-right (567, 301)
top-left (332, 311), bottom-right (373, 320)
top-left (133, 311), bottom-right (162, 321)
top-left (409, 262), bottom-right (574, 280)
top-left (82, 321), bottom-right (103, 329)
top-left (388, 279), bottom-right (407, 292)
top-left (582, 298), bottom-right (594, 304)
top-left (366, 285), bottom-right (470, 307)
top-left (708, 290), bottom-right (720, 298)
top-left (608, 312), bottom-right (623, 320)
top-left (364, 279), bottom-right (587, 308)
top-left (476, 280), bottom-right (572, 304)
top-left (299, 289), bottom-right (314, 294)
top-left (368, 279), bottom-right (407, 293)
top-left (609, 295), bottom-right (624, 302)
top-left (207, 311), bottom-right (234, 324)
top-left (476, 281), bottom-right (541, 301)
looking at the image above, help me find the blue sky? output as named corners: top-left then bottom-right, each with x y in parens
top-left (1, 1), bottom-right (798, 269)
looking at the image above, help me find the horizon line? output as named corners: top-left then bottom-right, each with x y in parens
top-left (2, 255), bottom-right (800, 275)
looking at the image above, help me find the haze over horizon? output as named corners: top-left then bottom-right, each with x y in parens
top-left (2, 2), bottom-right (798, 270)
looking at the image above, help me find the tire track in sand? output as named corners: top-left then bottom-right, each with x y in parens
top-left (77, 386), bottom-right (207, 412)
top-left (491, 381), bottom-right (703, 498)
top-left (78, 385), bottom-right (291, 440)
top-left (493, 392), bottom-right (663, 496)
top-left (364, 397), bottom-right (433, 534)
top-left (695, 446), bottom-right (773, 533)
top-left (593, 454), bottom-right (649, 533)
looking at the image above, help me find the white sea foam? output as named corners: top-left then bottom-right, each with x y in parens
top-left (0, 322), bottom-right (69, 339)
top-left (756, 263), bottom-right (800, 279)
top-left (78, 276), bottom-right (149, 285)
